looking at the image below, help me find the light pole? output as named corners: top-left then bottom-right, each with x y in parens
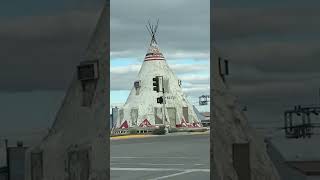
top-left (159, 76), bottom-right (166, 127)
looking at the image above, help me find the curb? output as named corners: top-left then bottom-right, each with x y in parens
top-left (111, 134), bottom-right (153, 140)
top-left (189, 131), bottom-right (210, 135)
top-left (110, 131), bottom-right (209, 140)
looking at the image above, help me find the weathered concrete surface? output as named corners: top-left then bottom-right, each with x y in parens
top-left (211, 49), bottom-right (281, 180)
top-left (25, 3), bottom-right (109, 180)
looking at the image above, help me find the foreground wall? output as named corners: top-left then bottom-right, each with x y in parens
top-left (212, 49), bottom-right (281, 180)
top-left (25, 4), bottom-right (109, 180)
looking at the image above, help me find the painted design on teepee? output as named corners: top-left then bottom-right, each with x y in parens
top-left (144, 20), bottom-right (165, 61)
top-left (193, 122), bottom-right (202, 128)
top-left (177, 117), bottom-right (201, 128)
top-left (119, 120), bottom-right (129, 129)
top-left (115, 20), bottom-right (201, 129)
top-left (139, 119), bottom-right (153, 127)
top-left (176, 117), bottom-right (188, 128)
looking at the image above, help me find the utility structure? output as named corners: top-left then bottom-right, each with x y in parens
top-left (284, 105), bottom-right (320, 138)
top-left (115, 20), bottom-right (202, 129)
top-left (199, 95), bottom-right (210, 105)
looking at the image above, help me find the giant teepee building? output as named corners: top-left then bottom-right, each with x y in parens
top-left (25, 5), bottom-right (109, 180)
top-left (116, 22), bottom-right (202, 129)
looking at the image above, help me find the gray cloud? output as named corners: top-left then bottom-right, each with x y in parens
top-left (0, 0), bottom-right (105, 92)
top-left (0, 0), bottom-right (210, 92)
top-left (214, 6), bottom-right (320, 125)
top-left (111, 0), bottom-right (210, 60)
top-left (213, 8), bottom-right (320, 41)
top-left (0, 9), bottom-right (102, 91)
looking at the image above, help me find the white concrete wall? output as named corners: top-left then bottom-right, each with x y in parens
top-left (25, 4), bottom-right (109, 180)
top-left (212, 48), bottom-right (281, 180)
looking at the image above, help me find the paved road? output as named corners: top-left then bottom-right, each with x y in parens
top-left (111, 134), bottom-right (210, 180)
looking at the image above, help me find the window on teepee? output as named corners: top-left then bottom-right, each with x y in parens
top-left (68, 149), bottom-right (90, 179)
top-left (183, 107), bottom-right (189, 123)
top-left (134, 80), bottom-right (141, 95)
top-left (77, 60), bottom-right (99, 107)
top-left (178, 80), bottom-right (182, 87)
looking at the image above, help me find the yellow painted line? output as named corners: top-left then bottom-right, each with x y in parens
top-left (111, 134), bottom-right (152, 140)
top-left (189, 131), bottom-right (209, 135)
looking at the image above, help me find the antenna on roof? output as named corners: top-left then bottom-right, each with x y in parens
top-left (146, 19), bottom-right (159, 45)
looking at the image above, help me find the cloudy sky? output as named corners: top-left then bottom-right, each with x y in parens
top-left (110, 0), bottom-right (210, 109)
top-left (5, 0), bottom-right (318, 136)
top-left (214, 0), bottom-right (320, 129)
top-left (0, 0), bottom-right (104, 134)
top-left (0, 0), bottom-right (209, 135)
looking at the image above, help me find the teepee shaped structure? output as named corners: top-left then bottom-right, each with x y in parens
top-left (212, 48), bottom-right (280, 180)
top-left (25, 4), bottom-right (109, 180)
top-left (116, 21), bottom-right (202, 129)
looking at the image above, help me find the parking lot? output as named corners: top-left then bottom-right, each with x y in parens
top-left (110, 133), bottom-right (210, 180)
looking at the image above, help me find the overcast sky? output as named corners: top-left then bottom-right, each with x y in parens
top-left (110, 0), bottom-right (210, 109)
top-left (3, 0), bottom-right (318, 135)
top-left (0, 0), bottom-right (209, 134)
top-left (0, 0), bottom-right (104, 134)
top-left (214, 0), bottom-right (320, 128)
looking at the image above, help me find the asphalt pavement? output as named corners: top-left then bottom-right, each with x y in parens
top-left (110, 133), bottom-right (210, 180)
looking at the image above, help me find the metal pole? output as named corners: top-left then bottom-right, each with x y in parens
top-left (163, 87), bottom-right (165, 126)
top-left (162, 76), bottom-right (166, 127)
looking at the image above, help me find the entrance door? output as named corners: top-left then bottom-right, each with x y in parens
top-left (183, 107), bottom-right (189, 123)
top-left (233, 143), bottom-right (251, 180)
top-left (167, 108), bottom-right (177, 127)
top-left (154, 107), bottom-right (163, 125)
top-left (31, 152), bottom-right (43, 180)
top-left (68, 150), bottom-right (90, 180)
top-left (130, 109), bottom-right (138, 126)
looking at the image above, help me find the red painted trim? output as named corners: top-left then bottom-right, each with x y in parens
top-left (144, 59), bottom-right (165, 61)
top-left (193, 122), bottom-right (203, 128)
top-left (119, 120), bottom-right (129, 129)
top-left (139, 119), bottom-right (153, 127)
top-left (175, 117), bottom-right (203, 128)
